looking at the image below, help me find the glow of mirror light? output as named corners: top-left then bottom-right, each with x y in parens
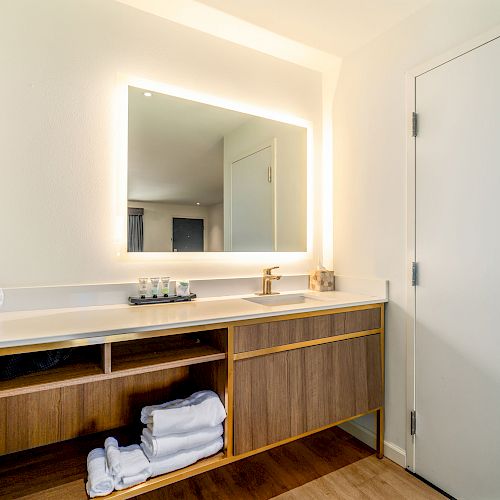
top-left (113, 75), bottom-right (315, 266)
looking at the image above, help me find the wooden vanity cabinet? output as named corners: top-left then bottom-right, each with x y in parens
top-left (233, 307), bottom-right (384, 456)
top-left (0, 303), bottom-right (384, 499)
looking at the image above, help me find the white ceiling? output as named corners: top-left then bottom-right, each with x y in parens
top-left (126, 1), bottom-right (434, 203)
top-left (196, 0), bottom-right (432, 56)
top-left (128, 87), bottom-right (250, 205)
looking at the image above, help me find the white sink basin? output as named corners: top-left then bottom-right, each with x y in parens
top-left (243, 293), bottom-right (321, 307)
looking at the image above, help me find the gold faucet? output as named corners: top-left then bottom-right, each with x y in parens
top-left (257, 266), bottom-right (282, 295)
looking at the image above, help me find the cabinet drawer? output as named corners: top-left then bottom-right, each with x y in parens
top-left (234, 307), bottom-right (381, 353)
top-left (233, 334), bottom-right (383, 455)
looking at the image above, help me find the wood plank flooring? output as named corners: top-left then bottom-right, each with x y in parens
top-left (137, 428), bottom-right (442, 500)
top-left (7, 427), bottom-right (444, 499)
top-left (274, 456), bottom-right (444, 500)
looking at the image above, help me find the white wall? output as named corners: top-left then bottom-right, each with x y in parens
top-left (0, 0), bottom-right (322, 288)
top-left (223, 117), bottom-right (307, 251)
top-left (207, 203), bottom-right (224, 252)
top-left (333, 0), bottom-right (500, 453)
top-left (128, 201), bottom-right (217, 252)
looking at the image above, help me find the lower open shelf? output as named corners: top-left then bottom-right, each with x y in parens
top-left (106, 452), bottom-right (227, 499)
top-left (0, 425), bottom-right (227, 500)
top-left (0, 328), bottom-right (229, 497)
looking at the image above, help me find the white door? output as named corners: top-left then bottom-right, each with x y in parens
top-left (230, 146), bottom-right (275, 251)
top-left (415, 37), bottom-right (500, 499)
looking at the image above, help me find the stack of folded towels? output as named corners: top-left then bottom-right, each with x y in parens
top-left (85, 390), bottom-right (226, 497)
top-left (86, 438), bottom-right (152, 498)
top-left (140, 390), bottom-right (226, 477)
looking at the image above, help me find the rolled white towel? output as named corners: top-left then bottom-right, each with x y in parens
top-left (86, 448), bottom-right (114, 498)
top-left (104, 437), bottom-right (152, 490)
top-left (141, 390), bottom-right (226, 436)
top-left (143, 436), bottom-right (224, 478)
top-left (104, 437), bottom-right (122, 477)
top-left (141, 424), bottom-right (223, 458)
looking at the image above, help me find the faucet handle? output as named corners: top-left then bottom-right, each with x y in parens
top-left (263, 266), bottom-right (280, 275)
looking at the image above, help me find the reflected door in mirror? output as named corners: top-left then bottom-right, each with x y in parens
top-left (230, 146), bottom-right (274, 251)
top-left (172, 218), bottom-right (204, 252)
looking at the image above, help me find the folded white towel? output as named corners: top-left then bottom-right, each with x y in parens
top-left (141, 390), bottom-right (226, 436)
top-left (86, 448), bottom-right (114, 498)
top-left (104, 437), bottom-right (152, 490)
top-left (141, 424), bottom-right (223, 458)
top-left (143, 437), bottom-right (224, 477)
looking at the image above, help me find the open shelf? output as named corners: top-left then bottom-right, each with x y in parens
top-left (0, 345), bottom-right (103, 397)
top-left (111, 334), bottom-right (226, 374)
top-left (0, 330), bottom-right (228, 397)
top-left (0, 425), bottom-right (226, 500)
top-left (0, 327), bottom-right (228, 487)
top-left (105, 452), bottom-right (227, 499)
top-left (0, 426), bottom-right (125, 499)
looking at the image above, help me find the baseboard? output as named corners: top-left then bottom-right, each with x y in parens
top-left (339, 421), bottom-right (406, 468)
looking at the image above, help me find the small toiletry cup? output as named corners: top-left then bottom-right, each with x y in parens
top-left (176, 280), bottom-right (190, 297)
top-left (138, 278), bottom-right (148, 299)
top-left (160, 277), bottom-right (170, 297)
top-left (150, 278), bottom-right (160, 298)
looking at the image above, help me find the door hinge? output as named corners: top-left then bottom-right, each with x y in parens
top-left (268, 165), bottom-right (272, 183)
top-left (412, 112), bottom-right (418, 137)
top-left (411, 261), bottom-right (418, 287)
top-left (410, 410), bottom-right (417, 436)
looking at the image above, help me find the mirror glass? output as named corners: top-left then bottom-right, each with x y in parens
top-left (127, 86), bottom-right (307, 252)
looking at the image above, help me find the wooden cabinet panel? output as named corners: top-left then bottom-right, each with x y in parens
top-left (234, 308), bottom-right (380, 353)
top-left (288, 348), bottom-right (306, 437)
top-left (232, 352), bottom-right (291, 454)
top-left (1, 389), bottom-right (62, 454)
top-left (234, 335), bottom-right (383, 455)
top-left (345, 308), bottom-right (381, 333)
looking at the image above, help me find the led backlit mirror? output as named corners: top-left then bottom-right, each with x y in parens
top-left (127, 86), bottom-right (307, 252)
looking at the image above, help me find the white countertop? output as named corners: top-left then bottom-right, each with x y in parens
top-left (0, 290), bottom-right (387, 348)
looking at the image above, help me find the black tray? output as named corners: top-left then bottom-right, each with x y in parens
top-left (128, 293), bottom-right (197, 305)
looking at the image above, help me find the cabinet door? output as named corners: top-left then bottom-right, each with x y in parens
top-left (233, 335), bottom-right (383, 455)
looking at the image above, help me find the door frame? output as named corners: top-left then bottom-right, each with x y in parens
top-left (405, 25), bottom-right (500, 472)
top-left (171, 216), bottom-right (208, 252)
top-left (226, 139), bottom-right (277, 251)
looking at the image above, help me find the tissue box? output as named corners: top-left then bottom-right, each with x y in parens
top-left (309, 270), bottom-right (335, 291)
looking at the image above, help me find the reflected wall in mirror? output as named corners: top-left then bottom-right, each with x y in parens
top-left (127, 86), bottom-right (307, 252)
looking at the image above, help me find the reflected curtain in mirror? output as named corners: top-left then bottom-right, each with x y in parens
top-left (128, 207), bottom-right (144, 252)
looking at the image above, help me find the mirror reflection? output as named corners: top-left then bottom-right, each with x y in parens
top-left (127, 86), bottom-right (307, 252)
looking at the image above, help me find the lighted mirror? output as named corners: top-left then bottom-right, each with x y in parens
top-left (127, 86), bottom-right (307, 252)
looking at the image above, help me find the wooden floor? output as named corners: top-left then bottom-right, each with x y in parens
top-left (137, 427), bottom-right (373, 500)
top-left (4, 427), bottom-right (443, 499)
top-left (137, 428), bottom-right (443, 500)
top-left (274, 456), bottom-right (444, 500)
